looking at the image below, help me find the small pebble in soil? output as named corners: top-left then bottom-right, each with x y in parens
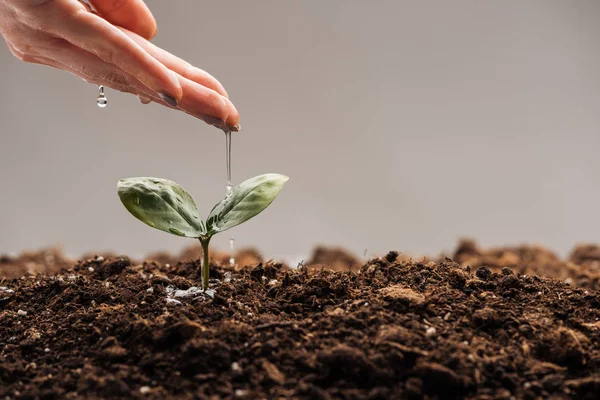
top-left (224, 272), bottom-right (232, 283)
top-left (95, 256), bottom-right (104, 262)
top-left (0, 287), bottom-right (14, 293)
top-left (425, 326), bottom-right (436, 337)
top-left (268, 279), bottom-right (278, 286)
top-left (235, 389), bottom-right (246, 397)
top-left (139, 386), bottom-right (151, 394)
top-left (146, 287), bottom-right (154, 293)
top-left (88, 267), bottom-right (94, 272)
top-left (231, 362), bottom-right (242, 373)
top-left (165, 285), bottom-right (215, 300)
top-left (166, 298), bottom-right (182, 305)
top-left (17, 309), bottom-right (27, 316)
top-left (44, 348), bottom-right (50, 352)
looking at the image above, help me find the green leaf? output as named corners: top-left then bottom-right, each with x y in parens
top-left (117, 177), bottom-right (205, 238)
top-left (206, 173), bottom-right (288, 235)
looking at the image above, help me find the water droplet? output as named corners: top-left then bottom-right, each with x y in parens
top-left (134, 197), bottom-right (140, 205)
top-left (96, 85), bottom-right (107, 108)
top-left (229, 237), bottom-right (235, 267)
top-left (193, 213), bottom-right (199, 219)
top-left (225, 130), bottom-right (232, 192)
top-left (148, 222), bottom-right (155, 227)
top-left (167, 220), bottom-right (172, 224)
top-left (224, 130), bottom-right (236, 268)
top-left (169, 227), bottom-right (185, 236)
top-left (96, 96), bottom-right (107, 108)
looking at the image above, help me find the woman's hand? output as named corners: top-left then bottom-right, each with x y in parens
top-left (0, 0), bottom-right (240, 132)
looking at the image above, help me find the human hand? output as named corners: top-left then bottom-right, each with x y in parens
top-left (0, 0), bottom-right (240, 132)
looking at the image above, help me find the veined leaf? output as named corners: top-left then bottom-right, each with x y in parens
top-left (206, 173), bottom-right (288, 235)
top-left (117, 177), bottom-right (205, 238)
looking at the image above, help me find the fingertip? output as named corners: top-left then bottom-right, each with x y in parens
top-left (223, 96), bottom-right (240, 130)
top-left (139, 25), bottom-right (157, 41)
top-left (140, 15), bottom-right (158, 40)
top-left (165, 70), bottom-right (184, 100)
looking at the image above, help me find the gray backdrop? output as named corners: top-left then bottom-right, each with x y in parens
top-left (1, 0), bottom-right (599, 260)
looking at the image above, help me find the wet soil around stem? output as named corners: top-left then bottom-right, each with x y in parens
top-left (2, 243), bottom-right (600, 399)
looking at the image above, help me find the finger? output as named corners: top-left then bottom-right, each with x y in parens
top-left (89, 0), bottom-right (157, 40)
top-left (121, 28), bottom-right (228, 97)
top-left (52, 6), bottom-right (182, 103)
top-left (33, 40), bottom-right (239, 130)
top-left (178, 75), bottom-right (240, 132)
top-left (27, 39), bottom-right (167, 104)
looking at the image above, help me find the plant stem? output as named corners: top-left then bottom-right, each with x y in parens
top-left (200, 237), bottom-right (211, 291)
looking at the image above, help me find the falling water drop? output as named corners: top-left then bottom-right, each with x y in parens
top-left (96, 85), bottom-right (108, 108)
top-left (225, 130), bottom-right (232, 192)
top-left (229, 237), bottom-right (235, 267)
top-left (225, 130), bottom-right (235, 266)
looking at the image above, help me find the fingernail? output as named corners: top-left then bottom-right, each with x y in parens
top-left (200, 114), bottom-right (226, 129)
top-left (159, 92), bottom-right (178, 107)
top-left (229, 123), bottom-right (241, 132)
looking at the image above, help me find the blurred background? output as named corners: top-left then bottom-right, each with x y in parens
top-left (0, 0), bottom-right (599, 261)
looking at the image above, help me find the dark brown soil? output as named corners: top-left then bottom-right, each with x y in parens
top-left (451, 239), bottom-right (600, 291)
top-left (2, 243), bottom-right (600, 399)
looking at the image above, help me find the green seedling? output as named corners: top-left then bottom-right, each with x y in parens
top-left (117, 174), bottom-right (288, 290)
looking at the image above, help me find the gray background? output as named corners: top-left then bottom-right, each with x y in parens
top-left (1, 0), bottom-right (599, 260)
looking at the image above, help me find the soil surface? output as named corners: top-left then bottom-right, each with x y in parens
top-left (2, 242), bottom-right (600, 399)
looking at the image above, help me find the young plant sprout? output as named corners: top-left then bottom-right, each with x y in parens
top-left (117, 174), bottom-right (288, 290)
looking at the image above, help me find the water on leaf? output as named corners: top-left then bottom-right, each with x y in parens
top-left (169, 227), bottom-right (185, 236)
